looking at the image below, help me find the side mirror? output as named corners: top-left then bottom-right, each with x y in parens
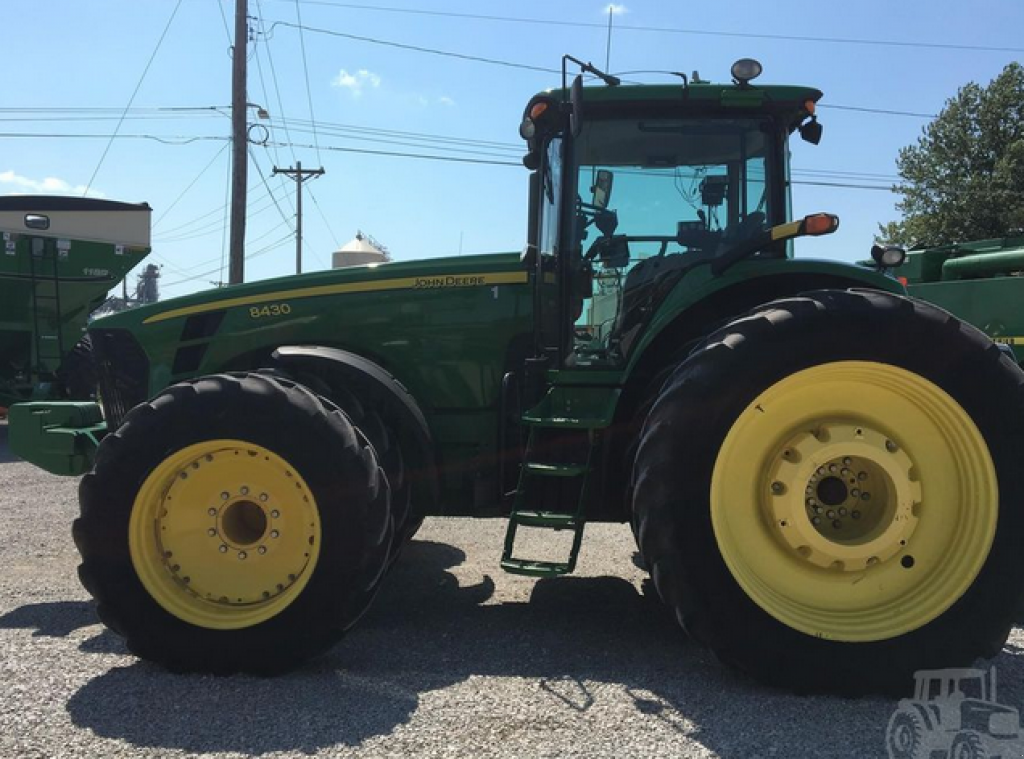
top-left (600, 236), bottom-right (630, 269)
top-left (570, 74), bottom-right (584, 138)
top-left (592, 169), bottom-right (614, 209)
top-left (800, 117), bottom-right (823, 145)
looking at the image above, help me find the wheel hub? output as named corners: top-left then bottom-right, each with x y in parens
top-left (766, 423), bottom-right (921, 572)
top-left (130, 440), bottom-right (321, 628)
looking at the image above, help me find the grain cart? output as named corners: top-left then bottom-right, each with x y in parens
top-left (0, 196), bottom-right (152, 409)
top-left (9, 59), bottom-right (1024, 694)
top-left (895, 236), bottom-right (1024, 364)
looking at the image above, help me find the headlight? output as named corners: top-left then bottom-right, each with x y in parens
top-left (871, 244), bottom-right (907, 268)
top-left (731, 58), bottom-right (763, 85)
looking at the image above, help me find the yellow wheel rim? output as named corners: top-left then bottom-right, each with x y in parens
top-left (129, 439), bottom-right (321, 630)
top-left (711, 361), bottom-right (997, 642)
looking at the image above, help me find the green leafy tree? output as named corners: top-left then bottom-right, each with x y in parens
top-left (878, 62), bottom-right (1024, 247)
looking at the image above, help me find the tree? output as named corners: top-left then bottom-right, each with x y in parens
top-left (878, 62), bottom-right (1024, 247)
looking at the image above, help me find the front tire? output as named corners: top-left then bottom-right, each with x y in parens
top-left (74, 372), bottom-right (392, 674)
top-left (633, 289), bottom-right (1024, 694)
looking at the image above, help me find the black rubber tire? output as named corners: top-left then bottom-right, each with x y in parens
top-left (632, 289), bottom-right (1024, 695)
top-left (73, 372), bottom-right (393, 675)
top-left (59, 335), bottom-right (97, 400)
top-left (258, 366), bottom-right (421, 549)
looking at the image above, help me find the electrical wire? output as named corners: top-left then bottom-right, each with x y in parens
top-left (83, 0), bottom-right (184, 195)
top-left (153, 143), bottom-right (231, 229)
top-left (268, 21), bottom-right (559, 74)
top-left (271, 1), bottom-right (1024, 54)
top-left (293, 0), bottom-right (323, 164)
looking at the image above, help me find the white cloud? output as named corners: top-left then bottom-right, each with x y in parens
top-left (604, 4), bottom-right (627, 14)
top-left (437, 96), bottom-right (456, 107)
top-left (0, 170), bottom-right (104, 197)
top-left (331, 68), bottom-right (381, 97)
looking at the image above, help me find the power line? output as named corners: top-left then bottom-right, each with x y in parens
top-left (819, 104), bottom-right (937, 119)
top-left (269, 139), bottom-right (521, 165)
top-left (153, 143), bottom-right (231, 229)
top-left (0, 132), bottom-right (225, 145)
top-left (84, 0), bottom-right (184, 195)
top-left (293, 0), bottom-right (323, 164)
top-left (268, 21), bottom-right (559, 74)
top-left (271, 1), bottom-right (1024, 54)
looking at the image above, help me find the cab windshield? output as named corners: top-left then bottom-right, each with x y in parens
top-left (570, 117), bottom-right (781, 365)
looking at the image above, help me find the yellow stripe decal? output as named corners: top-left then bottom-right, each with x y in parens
top-left (143, 270), bottom-right (530, 324)
top-left (993, 336), bottom-right (1024, 345)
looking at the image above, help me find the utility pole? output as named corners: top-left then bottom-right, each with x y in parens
top-left (228, 0), bottom-right (248, 284)
top-left (273, 161), bottom-right (324, 274)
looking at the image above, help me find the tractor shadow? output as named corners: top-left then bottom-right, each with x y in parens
top-left (17, 539), bottom-right (1020, 756)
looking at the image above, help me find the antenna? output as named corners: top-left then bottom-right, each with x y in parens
top-left (605, 6), bottom-right (614, 71)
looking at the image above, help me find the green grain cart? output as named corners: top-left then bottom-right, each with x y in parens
top-left (897, 236), bottom-right (1024, 363)
top-left (9, 59), bottom-right (1024, 694)
top-left (0, 196), bottom-right (151, 409)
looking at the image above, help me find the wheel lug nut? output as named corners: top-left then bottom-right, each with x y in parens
top-left (271, 510), bottom-right (280, 519)
top-left (843, 457), bottom-right (852, 466)
top-left (832, 520), bottom-right (842, 529)
top-left (271, 530), bottom-right (280, 539)
top-left (828, 464), bottom-right (838, 473)
top-left (259, 493), bottom-right (269, 502)
top-left (207, 528), bottom-right (217, 537)
top-left (852, 510), bottom-right (861, 519)
top-left (817, 467), bottom-right (826, 476)
top-left (771, 481), bottom-right (785, 495)
top-left (219, 545), bottom-right (228, 553)
top-left (886, 440), bottom-right (898, 453)
top-left (221, 492), bottom-right (230, 500)
top-left (838, 508), bottom-right (847, 516)
top-left (258, 546), bottom-right (267, 555)
top-left (851, 488), bottom-right (860, 497)
top-left (812, 516), bottom-right (821, 525)
top-left (841, 468), bottom-right (850, 476)
top-left (861, 492), bottom-right (871, 501)
top-left (814, 506), bottom-right (823, 514)
top-left (858, 472), bottom-right (868, 481)
top-left (826, 510), bottom-right (836, 519)
top-left (238, 551), bottom-right (247, 560)
top-left (240, 486), bottom-right (250, 496)
top-left (208, 508), bottom-right (217, 516)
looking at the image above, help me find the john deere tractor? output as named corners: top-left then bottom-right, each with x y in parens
top-left (10, 58), bottom-right (1024, 694)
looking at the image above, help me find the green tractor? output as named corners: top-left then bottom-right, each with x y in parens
top-left (10, 58), bottom-right (1024, 694)
top-left (894, 236), bottom-right (1024, 364)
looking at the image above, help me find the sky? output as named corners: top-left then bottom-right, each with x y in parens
top-left (2, 0), bottom-right (1023, 299)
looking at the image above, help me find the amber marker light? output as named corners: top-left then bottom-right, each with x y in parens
top-left (803, 213), bottom-right (840, 236)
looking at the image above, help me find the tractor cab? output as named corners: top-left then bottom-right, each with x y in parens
top-left (520, 58), bottom-right (825, 368)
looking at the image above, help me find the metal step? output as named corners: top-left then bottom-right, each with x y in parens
top-left (509, 510), bottom-right (579, 529)
top-left (500, 557), bottom-right (575, 577)
top-left (522, 462), bottom-right (588, 478)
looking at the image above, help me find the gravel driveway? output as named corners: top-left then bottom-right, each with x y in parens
top-left (3, 421), bottom-right (1024, 758)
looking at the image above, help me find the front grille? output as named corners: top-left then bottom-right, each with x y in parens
top-left (91, 328), bottom-right (149, 429)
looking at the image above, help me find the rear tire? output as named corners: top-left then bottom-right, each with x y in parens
top-left (74, 372), bottom-right (392, 674)
top-left (632, 289), bottom-right (1024, 694)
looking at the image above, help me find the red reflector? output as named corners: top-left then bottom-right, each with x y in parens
top-left (898, 276), bottom-right (909, 286)
top-left (804, 213), bottom-right (839, 236)
top-left (530, 102), bottom-right (549, 119)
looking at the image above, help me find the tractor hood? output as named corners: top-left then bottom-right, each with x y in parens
top-left (93, 252), bottom-right (525, 331)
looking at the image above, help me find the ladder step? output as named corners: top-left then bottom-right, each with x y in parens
top-left (523, 462), bottom-right (588, 478)
top-left (500, 557), bottom-right (574, 577)
top-left (510, 510), bottom-right (580, 529)
top-left (521, 414), bottom-right (606, 429)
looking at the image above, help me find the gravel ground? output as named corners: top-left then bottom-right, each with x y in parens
top-left (3, 420), bottom-right (1024, 758)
